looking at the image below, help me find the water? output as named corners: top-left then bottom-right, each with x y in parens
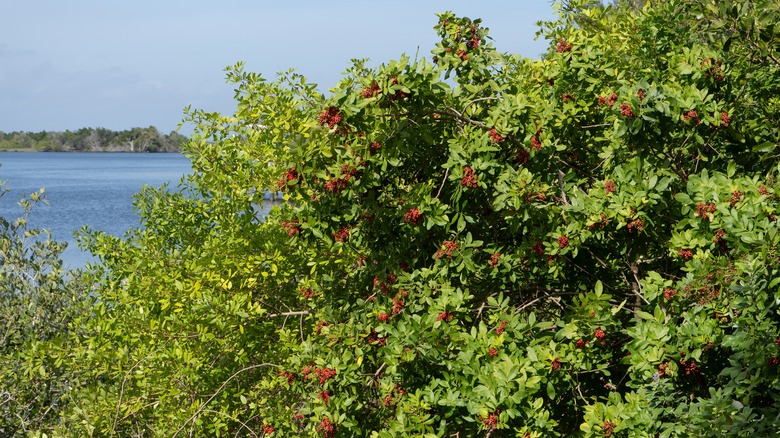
top-left (0, 152), bottom-right (192, 269)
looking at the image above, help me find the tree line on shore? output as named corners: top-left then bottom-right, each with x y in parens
top-left (0, 126), bottom-right (187, 152)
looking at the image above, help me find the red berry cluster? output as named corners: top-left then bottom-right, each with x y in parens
top-left (526, 191), bottom-right (547, 203)
top-left (461, 166), bottom-right (478, 188)
top-left (575, 339), bottom-right (588, 349)
top-left (598, 93), bottom-right (618, 107)
top-left (318, 106), bottom-right (343, 128)
top-left (403, 207), bottom-right (422, 224)
top-left (489, 347), bottom-right (499, 357)
top-left (620, 103), bottom-right (635, 118)
top-left (701, 58), bottom-right (724, 81)
top-left (378, 312), bottom-right (390, 323)
top-left (769, 357), bottom-right (779, 368)
top-left (663, 288), bottom-right (677, 301)
top-left (514, 147), bottom-right (530, 165)
top-left (558, 236), bottom-right (570, 249)
top-left (603, 421), bottom-right (616, 437)
top-left (263, 424), bottom-right (275, 435)
top-left (695, 202), bottom-right (716, 219)
top-left (627, 218), bottom-right (645, 233)
top-left (318, 417), bottom-right (336, 437)
top-left (392, 289), bottom-right (407, 315)
top-left (369, 141), bottom-right (381, 155)
top-left (279, 370), bottom-right (296, 385)
top-left (382, 385), bottom-right (407, 407)
top-left (679, 359), bottom-right (699, 375)
top-left (360, 81), bottom-right (380, 98)
top-left (489, 128), bottom-right (504, 143)
top-left (556, 38), bottom-right (573, 53)
top-left (532, 241), bottom-right (545, 255)
top-left (490, 253), bottom-right (501, 268)
top-left (481, 411), bottom-right (499, 430)
top-left (719, 112), bottom-right (731, 128)
top-left (387, 76), bottom-right (408, 101)
top-left (530, 135), bottom-right (542, 150)
top-left (637, 89), bottom-right (646, 101)
top-left (373, 273), bottom-right (397, 294)
top-left (551, 357), bottom-right (561, 371)
top-left (657, 361), bottom-right (670, 376)
top-left (277, 167), bottom-right (298, 188)
top-left (678, 249), bottom-right (694, 260)
top-left (315, 320), bottom-right (329, 334)
top-left (683, 110), bottom-right (700, 125)
top-left (562, 93), bottom-right (574, 103)
top-left (595, 328), bottom-right (607, 344)
top-left (435, 240), bottom-right (459, 259)
top-left (313, 367), bottom-right (337, 385)
top-left (713, 229), bottom-right (726, 244)
top-left (604, 180), bottom-right (617, 194)
top-left (758, 185), bottom-right (769, 195)
top-left (730, 190), bottom-right (744, 206)
top-left (319, 390), bottom-right (331, 406)
top-left (437, 311), bottom-right (453, 322)
top-left (332, 226), bottom-right (350, 243)
top-left (300, 287), bottom-right (315, 299)
top-left (282, 220), bottom-right (300, 237)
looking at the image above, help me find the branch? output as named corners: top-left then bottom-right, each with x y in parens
top-left (112, 353), bottom-right (155, 436)
top-left (172, 363), bottom-right (281, 438)
top-left (264, 310), bottom-right (310, 318)
top-left (580, 123), bottom-right (611, 129)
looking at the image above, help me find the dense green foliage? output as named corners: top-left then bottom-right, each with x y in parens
top-left (0, 187), bottom-right (89, 435)
top-left (2, 0), bottom-right (780, 436)
top-left (0, 126), bottom-right (186, 152)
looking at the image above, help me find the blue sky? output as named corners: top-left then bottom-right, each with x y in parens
top-left (0, 1), bottom-right (557, 134)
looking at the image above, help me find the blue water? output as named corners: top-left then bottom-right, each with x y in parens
top-left (0, 152), bottom-right (192, 268)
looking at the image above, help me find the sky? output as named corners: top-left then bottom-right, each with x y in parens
top-left (0, 1), bottom-right (557, 135)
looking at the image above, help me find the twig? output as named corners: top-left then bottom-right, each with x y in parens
top-left (580, 123), bottom-right (612, 129)
top-left (264, 310), bottom-right (310, 318)
top-left (172, 363), bottom-right (280, 437)
top-left (435, 168), bottom-right (450, 199)
top-left (112, 353), bottom-right (154, 436)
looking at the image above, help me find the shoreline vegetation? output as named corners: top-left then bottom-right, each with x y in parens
top-left (0, 126), bottom-right (186, 153)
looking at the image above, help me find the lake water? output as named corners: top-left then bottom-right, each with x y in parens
top-left (0, 152), bottom-right (193, 268)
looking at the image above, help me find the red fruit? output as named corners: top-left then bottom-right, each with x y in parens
top-left (481, 412), bottom-right (499, 430)
top-left (489, 347), bottom-right (498, 357)
top-left (603, 421), bottom-right (616, 437)
top-left (620, 103), bottom-right (635, 118)
top-left (461, 166), bottom-right (478, 188)
top-left (556, 38), bottom-right (572, 53)
top-left (404, 207), bottom-right (422, 224)
top-left (490, 253), bottom-right (501, 268)
top-left (575, 339), bottom-right (587, 349)
top-left (489, 128), bottom-right (504, 143)
top-left (595, 328), bottom-right (606, 340)
top-left (435, 240), bottom-right (459, 259)
top-left (437, 311), bottom-right (453, 321)
top-left (730, 190), bottom-right (744, 206)
top-left (604, 180), bottom-right (617, 194)
top-left (558, 235), bottom-right (570, 249)
top-left (263, 424), bottom-right (275, 435)
top-left (663, 288), bottom-right (677, 300)
top-left (332, 226), bottom-right (350, 243)
top-left (683, 110), bottom-right (700, 125)
top-left (678, 249), bottom-right (693, 260)
top-left (496, 321), bottom-right (507, 335)
top-left (318, 417), bottom-right (336, 437)
top-left (551, 357), bottom-right (561, 371)
top-left (378, 312), bottom-right (390, 323)
top-left (637, 89), bottom-right (646, 100)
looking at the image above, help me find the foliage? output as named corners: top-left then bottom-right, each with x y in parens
top-left (11, 0), bottom-right (780, 436)
top-left (0, 185), bottom-right (89, 435)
